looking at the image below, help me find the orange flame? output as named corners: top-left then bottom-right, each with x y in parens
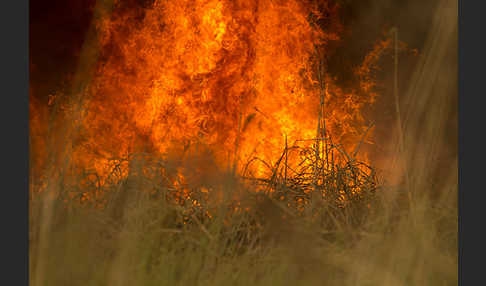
top-left (31, 0), bottom-right (384, 197)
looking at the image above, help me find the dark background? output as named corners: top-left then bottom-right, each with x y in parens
top-left (30, 0), bottom-right (96, 100)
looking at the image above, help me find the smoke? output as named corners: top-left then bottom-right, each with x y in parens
top-left (326, 0), bottom-right (457, 186)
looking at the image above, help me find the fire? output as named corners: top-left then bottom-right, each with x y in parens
top-left (31, 0), bottom-right (384, 199)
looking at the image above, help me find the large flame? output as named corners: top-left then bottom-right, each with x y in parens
top-left (31, 0), bottom-right (383, 195)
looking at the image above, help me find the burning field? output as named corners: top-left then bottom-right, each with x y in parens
top-left (29, 0), bottom-right (458, 285)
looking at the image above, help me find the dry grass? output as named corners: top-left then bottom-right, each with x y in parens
top-left (29, 0), bottom-right (457, 285)
top-left (28, 149), bottom-right (457, 286)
